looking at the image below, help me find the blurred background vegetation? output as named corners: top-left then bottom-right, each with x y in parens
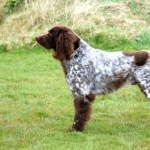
top-left (0, 0), bottom-right (150, 50)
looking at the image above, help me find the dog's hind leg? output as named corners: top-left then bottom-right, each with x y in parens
top-left (137, 81), bottom-right (150, 100)
top-left (135, 72), bottom-right (150, 100)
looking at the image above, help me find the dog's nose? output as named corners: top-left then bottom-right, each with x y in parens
top-left (36, 37), bottom-right (39, 41)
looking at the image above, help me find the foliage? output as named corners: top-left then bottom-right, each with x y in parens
top-left (88, 32), bottom-right (150, 51)
top-left (4, 0), bottom-right (25, 14)
top-left (0, 0), bottom-right (5, 23)
top-left (0, 45), bottom-right (9, 53)
top-left (0, 0), bottom-right (150, 48)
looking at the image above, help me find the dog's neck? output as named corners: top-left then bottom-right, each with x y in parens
top-left (66, 40), bottom-right (88, 60)
top-left (74, 41), bottom-right (80, 50)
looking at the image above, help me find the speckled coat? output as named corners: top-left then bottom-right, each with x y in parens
top-left (64, 39), bottom-right (150, 99)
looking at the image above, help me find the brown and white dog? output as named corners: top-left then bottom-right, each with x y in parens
top-left (36, 25), bottom-right (150, 131)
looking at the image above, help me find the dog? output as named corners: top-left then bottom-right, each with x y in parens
top-left (36, 25), bottom-right (150, 131)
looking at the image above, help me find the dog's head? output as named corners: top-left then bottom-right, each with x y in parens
top-left (36, 25), bottom-right (80, 60)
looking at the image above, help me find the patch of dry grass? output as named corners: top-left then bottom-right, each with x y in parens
top-left (0, 0), bottom-right (5, 23)
top-left (0, 0), bottom-right (150, 48)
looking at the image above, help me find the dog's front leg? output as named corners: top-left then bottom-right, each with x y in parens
top-left (71, 95), bottom-right (92, 131)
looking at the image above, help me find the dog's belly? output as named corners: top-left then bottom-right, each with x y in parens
top-left (90, 74), bottom-right (133, 95)
top-left (66, 67), bottom-right (135, 96)
top-left (89, 69), bottom-right (135, 95)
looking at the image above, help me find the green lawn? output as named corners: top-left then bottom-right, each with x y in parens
top-left (0, 46), bottom-right (150, 150)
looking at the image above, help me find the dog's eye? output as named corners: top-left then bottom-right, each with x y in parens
top-left (48, 30), bottom-right (55, 38)
top-left (48, 33), bottom-right (53, 38)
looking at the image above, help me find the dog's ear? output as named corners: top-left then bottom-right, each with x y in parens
top-left (54, 30), bottom-right (79, 60)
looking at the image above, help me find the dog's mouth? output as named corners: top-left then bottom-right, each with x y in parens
top-left (36, 36), bottom-right (52, 49)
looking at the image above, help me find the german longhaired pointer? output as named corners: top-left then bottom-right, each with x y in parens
top-left (36, 25), bottom-right (150, 131)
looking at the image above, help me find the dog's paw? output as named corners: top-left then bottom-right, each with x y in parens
top-left (67, 126), bottom-right (84, 132)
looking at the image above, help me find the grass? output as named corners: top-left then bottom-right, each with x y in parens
top-left (0, 43), bottom-right (150, 149)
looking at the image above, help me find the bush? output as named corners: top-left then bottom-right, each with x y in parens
top-left (0, 45), bottom-right (9, 53)
top-left (4, 0), bottom-right (25, 14)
